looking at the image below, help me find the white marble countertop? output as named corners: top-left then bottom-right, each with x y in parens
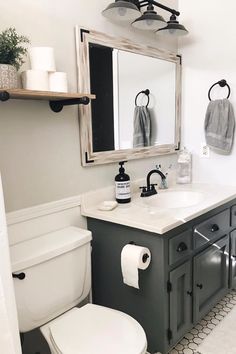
top-left (81, 181), bottom-right (236, 234)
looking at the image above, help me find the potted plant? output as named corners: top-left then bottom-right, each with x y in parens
top-left (0, 27), bottom-right (30, 89)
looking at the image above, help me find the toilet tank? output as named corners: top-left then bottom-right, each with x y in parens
top-left (10, 226), bottom-right (92, 332)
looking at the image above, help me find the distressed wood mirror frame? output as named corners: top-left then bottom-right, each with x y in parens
top-left (75, 26), bottom-right (181, 166)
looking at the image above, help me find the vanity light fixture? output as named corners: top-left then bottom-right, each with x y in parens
top-left (156, 14), bottom-right (188, 36)
top-left (102, 0), bottom-right (188, 36)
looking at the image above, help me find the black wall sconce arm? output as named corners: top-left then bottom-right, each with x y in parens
top-left (137, 0), bottom-right (180, 16)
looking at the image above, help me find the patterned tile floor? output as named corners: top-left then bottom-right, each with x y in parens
top-left (169, 290), bottom-right (236, 354)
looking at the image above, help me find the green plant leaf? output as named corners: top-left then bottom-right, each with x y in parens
top-left (0, 27), bottom-right (30, 70)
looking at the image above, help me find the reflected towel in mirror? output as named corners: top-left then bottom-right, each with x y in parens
top-left (133, 106), bottom-right (152, 147)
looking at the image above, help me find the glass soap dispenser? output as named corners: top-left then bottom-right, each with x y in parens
top-left (176, 147), bottom-right (192, 184)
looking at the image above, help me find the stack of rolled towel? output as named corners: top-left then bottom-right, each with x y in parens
top-left (21, 47), bottom-right (68, 92)
top-left (205, 98), bottom-right (235, 153)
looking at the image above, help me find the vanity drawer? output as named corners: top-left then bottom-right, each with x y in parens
top-left (231, 205), bottom-right (236, 227)
top-left (169, 230), bottom-right (192, 265)
top-left (193, 209), bottom-right (230, 249)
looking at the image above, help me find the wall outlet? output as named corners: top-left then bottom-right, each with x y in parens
top-left (201, 143), bottom-right (210, 158)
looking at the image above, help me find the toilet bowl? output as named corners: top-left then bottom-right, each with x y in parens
top-left (10, 226), bottom-right (148, 354)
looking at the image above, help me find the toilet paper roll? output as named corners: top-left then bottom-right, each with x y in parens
top-left (121, 244), bottom-right (151, 289)
top-left (29, 47), bottom-right (56, 72)
top-left (21, 70), bottom-right (49, 91)
top-left (49, 72), bottom-right (68, 92)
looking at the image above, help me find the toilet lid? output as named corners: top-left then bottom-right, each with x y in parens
top-left (49, 304), bottom-right (147, 354)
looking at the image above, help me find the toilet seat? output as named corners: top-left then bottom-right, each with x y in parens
top-left (41, 304), bottom-right (147, 354)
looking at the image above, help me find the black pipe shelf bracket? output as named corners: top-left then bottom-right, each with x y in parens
top-left (49, 96), bottom-right (90, 113)
top-left (0, 90), bottom-right (10, 102)
top-left (0, 89), bottom-right (95, 113)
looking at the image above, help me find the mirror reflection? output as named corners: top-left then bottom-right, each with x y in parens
top-left (89, 44), bottom-right (176, 153)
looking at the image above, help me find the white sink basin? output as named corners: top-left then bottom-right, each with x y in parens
top-left (137, 190), bottom-right (204, 209)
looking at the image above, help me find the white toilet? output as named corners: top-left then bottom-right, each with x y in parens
top-left (10, 226), bottom-right (147, 354)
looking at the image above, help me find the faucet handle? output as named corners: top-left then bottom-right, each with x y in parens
top-left (150, 183), bottom-right (157, 190)
top-left (139, 186), bottom-right (147, 192)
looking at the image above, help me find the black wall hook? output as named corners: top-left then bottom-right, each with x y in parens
top-left (208, 79), bottom-right (231, 101)
top-left (135, 89), bottom-right (150, 107)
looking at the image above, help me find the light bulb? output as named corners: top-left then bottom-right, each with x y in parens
top-left (146, 19), bottom-right (154, 27)
top-left (168, 28), bottom-right (175, 34)
top-left (118, 7), bottom-right (127, 17)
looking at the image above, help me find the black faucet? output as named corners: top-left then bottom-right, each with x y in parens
top-left (140, 169), bottom-right (167, 197)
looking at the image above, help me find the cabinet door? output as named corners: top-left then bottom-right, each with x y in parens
top-left (169, 261), bottom-right (192, 346)
top-left (193, 235), bottom-right (229, 324)
top-left (230, 230), bottom-right (236, 289)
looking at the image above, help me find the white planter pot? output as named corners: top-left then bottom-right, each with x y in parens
top-left (0, 64), bottom-right (18, 89)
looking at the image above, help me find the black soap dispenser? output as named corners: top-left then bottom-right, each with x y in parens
top-left (115, 161), bottom-right (131, 203)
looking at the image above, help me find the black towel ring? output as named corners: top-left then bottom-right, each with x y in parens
top-left (135, 89), bottom-right (150, 107)
top-left (208, 79), bottom-right (231, 101)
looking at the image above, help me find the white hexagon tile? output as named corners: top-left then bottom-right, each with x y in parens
top-left (168, 290), bottom-right (236, 354)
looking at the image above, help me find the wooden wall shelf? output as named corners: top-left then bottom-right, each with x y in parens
top-left (0, 89), bottom-right (96, 112)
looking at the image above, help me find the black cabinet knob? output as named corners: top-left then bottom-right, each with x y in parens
top-left (196, 283), bottom-right (203, 289)
top-left (211, 224), bottom-right (219, 232)
top-left (12, 272), bottom-right (26, 280)
top-left (176, 242), bottom-right (188, 253)
top-left (187, 290), bottom-right (192, 296)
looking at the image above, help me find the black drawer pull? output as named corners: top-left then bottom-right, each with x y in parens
top-left (196, 283), bottom-right (203, 289)
top-left (12, 272), bottom-right (25, 280)
top-left (211, 224), bottom-right (219, 232)
top-left (176, 242), bottom-right (188, 253)
top-left (187, 290), bottom-right (192, 296)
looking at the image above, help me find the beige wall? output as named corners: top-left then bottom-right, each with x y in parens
top-left (0, 0), bottom-right (178, 212)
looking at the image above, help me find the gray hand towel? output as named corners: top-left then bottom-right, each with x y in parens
top-left (204, 98), bottom-right (235, 153)
top-left (133, 106), bottom-right (151, 148)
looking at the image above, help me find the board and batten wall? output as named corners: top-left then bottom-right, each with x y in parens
top-left (179, 0), bottom-right (236, 185)
top-left (0, 0), bottom-right (178, 212)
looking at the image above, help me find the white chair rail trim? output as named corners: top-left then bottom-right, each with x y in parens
top-left (6, 195), bottom-right (81, 226)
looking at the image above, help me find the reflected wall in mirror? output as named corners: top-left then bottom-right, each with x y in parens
top-left (76, 27), bottom-right (181, 166)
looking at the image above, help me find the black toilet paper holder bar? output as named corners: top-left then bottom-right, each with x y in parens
top-left (128, 241), bottom-right (150, 263)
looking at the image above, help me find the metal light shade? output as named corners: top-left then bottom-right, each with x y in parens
top-left (102, 0), bottom-right (141, 22)
top-left (132, 5), bottom-right (167, 31)
top-left (156, 15), bottom-right (188, 36)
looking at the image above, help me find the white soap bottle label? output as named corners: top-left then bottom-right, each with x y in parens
top-left (115, 181), bottom-right (131, 200)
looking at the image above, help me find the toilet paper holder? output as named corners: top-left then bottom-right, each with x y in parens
top-left (129, 241), bottom-right (150, 263)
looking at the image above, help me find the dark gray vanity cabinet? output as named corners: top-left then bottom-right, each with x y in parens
top-left (87, 200), bottom-right (236, 354)
top-left (193, 235), bottom-right (229, 323)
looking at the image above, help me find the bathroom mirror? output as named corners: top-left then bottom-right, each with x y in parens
top-left (76, 27), bottom-right (181, 166)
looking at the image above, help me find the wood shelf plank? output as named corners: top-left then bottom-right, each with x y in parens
top-left (0, 88), bottom-right (96, 101)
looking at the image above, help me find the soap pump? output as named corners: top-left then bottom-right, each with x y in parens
top-left (115, 161), bottom-right (131, 203)
top-left (176, 147), bottom-right (192, 184)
